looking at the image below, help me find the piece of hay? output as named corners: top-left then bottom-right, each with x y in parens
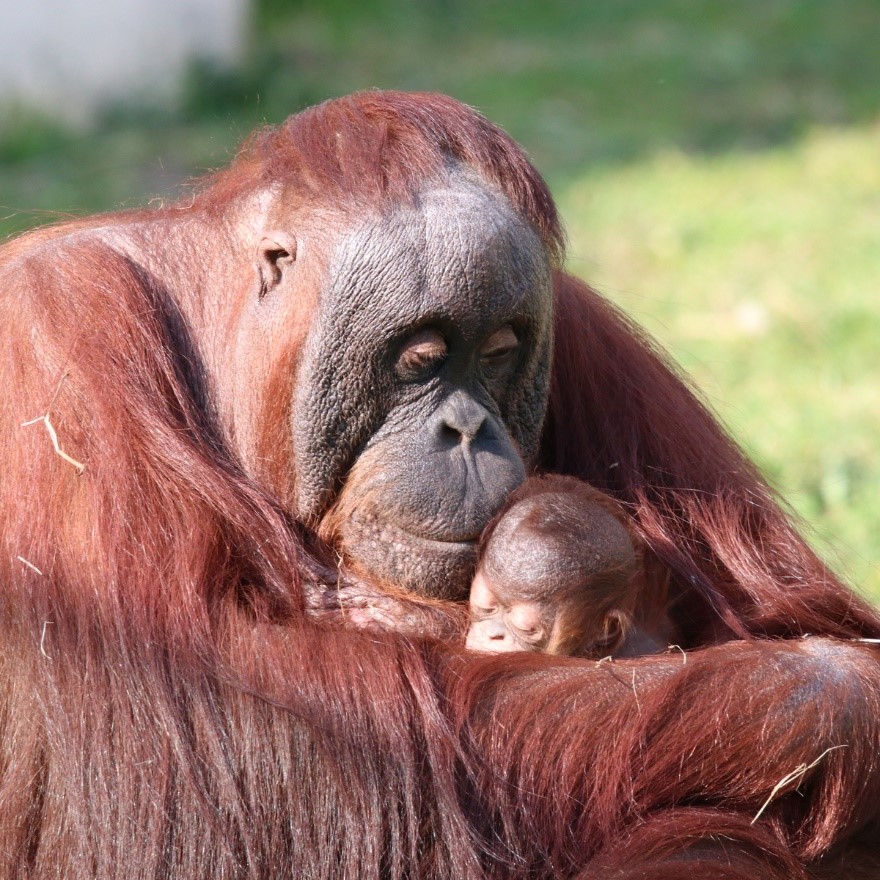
top-left (22, 414), bottom-right (85, 474)
top-left (667, 644), bottom-right (687, 665)
top-left (39, 621), bottom-right (53, 660)
top-left (751, 745), bottom-right (847, 824)
top-left (17, 556), bottom-right (43, 575)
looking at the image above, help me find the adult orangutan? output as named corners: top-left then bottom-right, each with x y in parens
top-left (1, 91), bottom-right (879, 879)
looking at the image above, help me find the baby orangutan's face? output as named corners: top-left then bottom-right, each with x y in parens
top-left (465, 569), bottom-right (559, 653)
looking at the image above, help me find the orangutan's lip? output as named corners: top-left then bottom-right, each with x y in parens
top-left (407, 533), bottom-right (478, 552)
top-left (346, 512), bottom-right (479, 553)
top-left (397, 533), bottom-right (479, 574)
top-left (386, 516), bottom-right (482, 547)
top-left (340, 513), bottom-right (480, 598)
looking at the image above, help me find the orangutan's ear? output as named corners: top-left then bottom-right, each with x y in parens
top-left (257, 233), bottom-right (297, 299)
top-left (595, 610), bottom-right (628, 651)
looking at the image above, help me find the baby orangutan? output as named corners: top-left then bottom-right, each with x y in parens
top-left (466, 475), bottom-right (641, 657)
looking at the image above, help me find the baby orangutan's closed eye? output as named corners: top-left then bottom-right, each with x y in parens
top-left (467, 573), bottom-right (551, 652)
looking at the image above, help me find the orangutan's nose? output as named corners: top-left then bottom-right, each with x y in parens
top-left (436, 392), bottom-right (488, 444)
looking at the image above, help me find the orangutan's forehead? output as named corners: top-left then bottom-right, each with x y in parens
top-left (323, 175), bottom-right (551, 327)
top-left (483, 518), bottom-right (574, 600)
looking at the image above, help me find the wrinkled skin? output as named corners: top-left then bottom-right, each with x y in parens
top-left (292, 174), bottom-right (553, 597)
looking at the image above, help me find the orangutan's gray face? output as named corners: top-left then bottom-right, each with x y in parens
top-left (291, 173), bottom-right (553, 597)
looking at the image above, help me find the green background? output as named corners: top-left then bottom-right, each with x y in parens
top-left (2, 0), bottom-right (878, 601)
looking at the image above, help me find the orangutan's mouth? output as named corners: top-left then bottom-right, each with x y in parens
top-left (407, 529), bottom-right (480, 549)
top-left (344, 508), bottom-right (480, 549)
top-left (363, 518), bottom-right (478, 554)
top-left (339, 511), bottom-right (480, 595)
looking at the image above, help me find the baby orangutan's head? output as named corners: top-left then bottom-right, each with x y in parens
top-left (465, 475), bottom-right (640, 657)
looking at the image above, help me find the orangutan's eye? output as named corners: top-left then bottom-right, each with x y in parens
top-left (472, 604), bottom-right (498, 619)
top-left (479, 325), bottom-right (519, 373)
top-left (395, 329), bottom-right (448, 382)
top-left (510, 624), bottom-right (542, 641)
top-left (507, 604), bottom-right (544, 643)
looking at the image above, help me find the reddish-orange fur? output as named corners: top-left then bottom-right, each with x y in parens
top-left (1, 91), bottom-right (879, 879)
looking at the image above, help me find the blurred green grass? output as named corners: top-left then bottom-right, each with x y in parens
top-left (561, 128), bottom-right (880, 599)
top-left (2, 0), bottom-right (878, 599)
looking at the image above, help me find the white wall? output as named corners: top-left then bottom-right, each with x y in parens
top-left (0, 0), bottom-right (248, 122)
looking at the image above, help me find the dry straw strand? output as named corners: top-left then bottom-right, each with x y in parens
top-left (22, 414), bottom-right (85, 474)
top-left (751, 745), bottom-right (848, 824)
